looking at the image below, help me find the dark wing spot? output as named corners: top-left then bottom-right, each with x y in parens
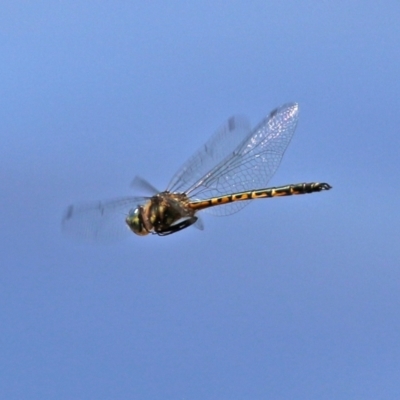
top-left (269, 108), bottom-right (278, 118)
top-left (64, 205), bottom-right (73, 220)
top-left (228, 117), bottom-right (235, 131)
top-left (204, 143), bottom-right (214, 157)
top-left (99, 202), bottom-right (105, 216)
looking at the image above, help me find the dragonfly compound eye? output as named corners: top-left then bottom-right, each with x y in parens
top-left (126, 208), bottom-right (148, 236)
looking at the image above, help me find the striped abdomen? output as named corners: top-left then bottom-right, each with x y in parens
top-left (189, 182), bottom-right (332, 211)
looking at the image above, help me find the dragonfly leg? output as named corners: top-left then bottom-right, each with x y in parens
top-left (156, 216), bottom-right (198, 236)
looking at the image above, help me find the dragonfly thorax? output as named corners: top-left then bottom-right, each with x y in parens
top-left (126, 192), bottom-right (195, 236)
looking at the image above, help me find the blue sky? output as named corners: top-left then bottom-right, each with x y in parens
top-left (1, 2), bottom-right (400, 399)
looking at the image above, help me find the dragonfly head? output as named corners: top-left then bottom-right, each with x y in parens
top-left (126, 207), bottom-right (149, 236)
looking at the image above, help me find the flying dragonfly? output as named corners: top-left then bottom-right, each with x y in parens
top-left (62, 103), bottom-right (331, 240)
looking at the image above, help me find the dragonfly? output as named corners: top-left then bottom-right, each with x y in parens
top-left (62, 103), bottom-right (331, 240)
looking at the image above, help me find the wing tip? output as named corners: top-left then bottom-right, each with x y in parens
top-left (269, 102), bottom-right (299, 120)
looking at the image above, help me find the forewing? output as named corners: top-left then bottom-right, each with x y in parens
top-left (61, 196), bottom-right (148, 242)
top-left (185, 103), bottom-right (299, 215)
top-left (130, 176), bottom-right (160, 195)
top-left (167, 115), bottom-right (251, 194)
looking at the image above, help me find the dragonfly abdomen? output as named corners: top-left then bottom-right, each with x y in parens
top-left (190, 182), bottom-right (332, 211)
top-left (252, 182), bottom-right (332, 198)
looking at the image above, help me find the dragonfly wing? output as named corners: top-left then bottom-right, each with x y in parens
top-left (193, 216), bottom-right (204, 230)
top-left (62, 196), bottom-right (148, 242)
top-left (130, 175), bottom-right (159, 195)
top-left (187, 103), bottom-right (300, 216)
top-left (167, 115), bottom-right (251, 194)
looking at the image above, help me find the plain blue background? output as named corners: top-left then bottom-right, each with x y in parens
top-left (1, 2), bottom-right (400, 399)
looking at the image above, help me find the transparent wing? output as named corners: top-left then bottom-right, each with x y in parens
top-left (167, 114), bottom-right (251, 194)
top-left (169, 103), bottom-right (299, 215)
top-left (130, 175), bottom-right (159, 195)
top-left (61, 196), bottom-right (148, 242)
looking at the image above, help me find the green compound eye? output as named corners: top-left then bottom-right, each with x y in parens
top-left (126, 208), bottom-right (148, 236)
